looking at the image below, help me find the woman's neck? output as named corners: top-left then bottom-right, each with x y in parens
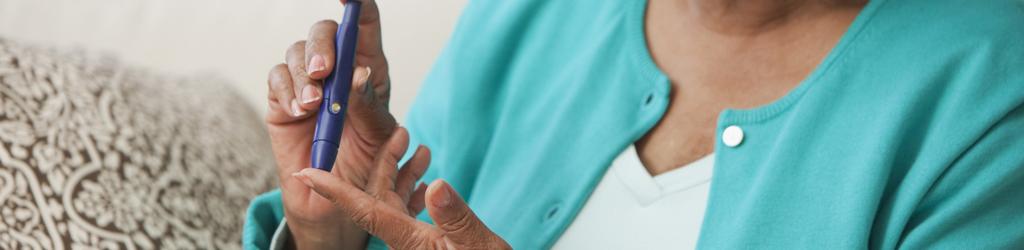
top-left (676, 0), bottom-right (867, 35)
top-left (636, 0), bottom-right (866, 174)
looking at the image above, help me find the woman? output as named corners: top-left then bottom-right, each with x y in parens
top-left (245, 0), bottom-right (1024, 249)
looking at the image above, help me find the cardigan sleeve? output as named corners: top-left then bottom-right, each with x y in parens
top-left (243, 189), bottom-right (286, 250)
top-left (899, 104), bottom-right (1024, 248)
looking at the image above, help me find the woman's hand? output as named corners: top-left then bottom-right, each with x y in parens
top-left (264, 0), bottom-right (395, 248)
top-left (293, 128), bottom-right (512, 250)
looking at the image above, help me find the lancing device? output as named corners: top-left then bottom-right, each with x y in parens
top-left (311, 0), bottom-right (361, 171)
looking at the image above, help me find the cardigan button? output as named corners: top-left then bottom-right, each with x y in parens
top-left (722, 125), bottom-right (744, 147)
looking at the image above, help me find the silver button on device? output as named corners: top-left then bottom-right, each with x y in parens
top-left (330, 102), bottom-right (342, 114)
top-left (722, 125), bottom-right (744, 147)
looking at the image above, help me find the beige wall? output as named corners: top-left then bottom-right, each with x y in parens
top-left (0, 0), bottom-right (466, 121)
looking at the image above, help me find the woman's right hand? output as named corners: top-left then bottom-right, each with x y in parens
top-left (264, 0), bottom-right (400, 248)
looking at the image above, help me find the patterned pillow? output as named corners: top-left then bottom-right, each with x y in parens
top-left (0, 39), bottom-right (277, 249)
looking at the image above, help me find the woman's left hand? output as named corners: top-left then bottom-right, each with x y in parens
top-left (292, 128), bottom-right (511, 250)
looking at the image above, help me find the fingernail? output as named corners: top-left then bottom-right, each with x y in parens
top-left (308, 55), bottom-right (326, 74)
top-left (301, 85), bottom-right (321, 104)
top-left (355, 66), bottom-right (372, 85)
top-left (291, 99), bottom-right (306, 117)
top-left (363, 67), bottom-right (373, 93)
top-left (432, 182), bottom-right (452, 208)
top-left (292, 172), bottom-right (314, 188)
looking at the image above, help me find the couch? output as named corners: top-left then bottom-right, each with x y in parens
top-left (0, 39), bottom-right (277, 249)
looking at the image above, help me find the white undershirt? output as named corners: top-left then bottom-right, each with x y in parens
top-left (552, 145), bottom-right (714, 249)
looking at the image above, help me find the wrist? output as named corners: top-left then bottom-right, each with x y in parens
top-left (288, 219), bottom-right (368, 250)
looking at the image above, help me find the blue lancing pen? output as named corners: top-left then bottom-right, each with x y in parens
top-left (310, 0), bottom-right (361, 171)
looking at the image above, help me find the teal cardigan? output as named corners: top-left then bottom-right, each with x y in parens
top-left (245, 0), bottom-right (1024, 248)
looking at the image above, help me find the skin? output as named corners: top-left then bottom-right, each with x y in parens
top-left (266, 0), bottom-right (865, 248)
top-left (637, 0), bottom-right (866, 175)
top-left (293, 129), bottom-right (511, 249)
top-left (266, 0), bottom-right (508, 249)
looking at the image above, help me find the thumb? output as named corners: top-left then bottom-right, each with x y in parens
top-left (425, 180), bottom-right (510, 249)
top-left (346, 65), bottom-right (398, 145)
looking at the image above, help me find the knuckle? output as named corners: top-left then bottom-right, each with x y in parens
top-left (380, 153), bottom-right (400, 170)
top-left (289, 63), bottom-right (308, 79)
top-left (267, 64), bottom-right (290, 88)
top-left (313, 19), bottom-right (338, 29)
top-left (352, 210), bottom-right (376, 233)
top-left (288, 40), bottom-right (307, 52)
top-left (443, 211), bottom-right (476, 235)
top-left (286, 41), bottom-right (307, 64)
top-left (371, 190), bottom-right (388, 201)
top-left (350, 200), bottom-right (379, 231)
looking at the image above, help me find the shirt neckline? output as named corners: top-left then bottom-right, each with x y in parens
top-left (611, 145), bottom-right (714, 206)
